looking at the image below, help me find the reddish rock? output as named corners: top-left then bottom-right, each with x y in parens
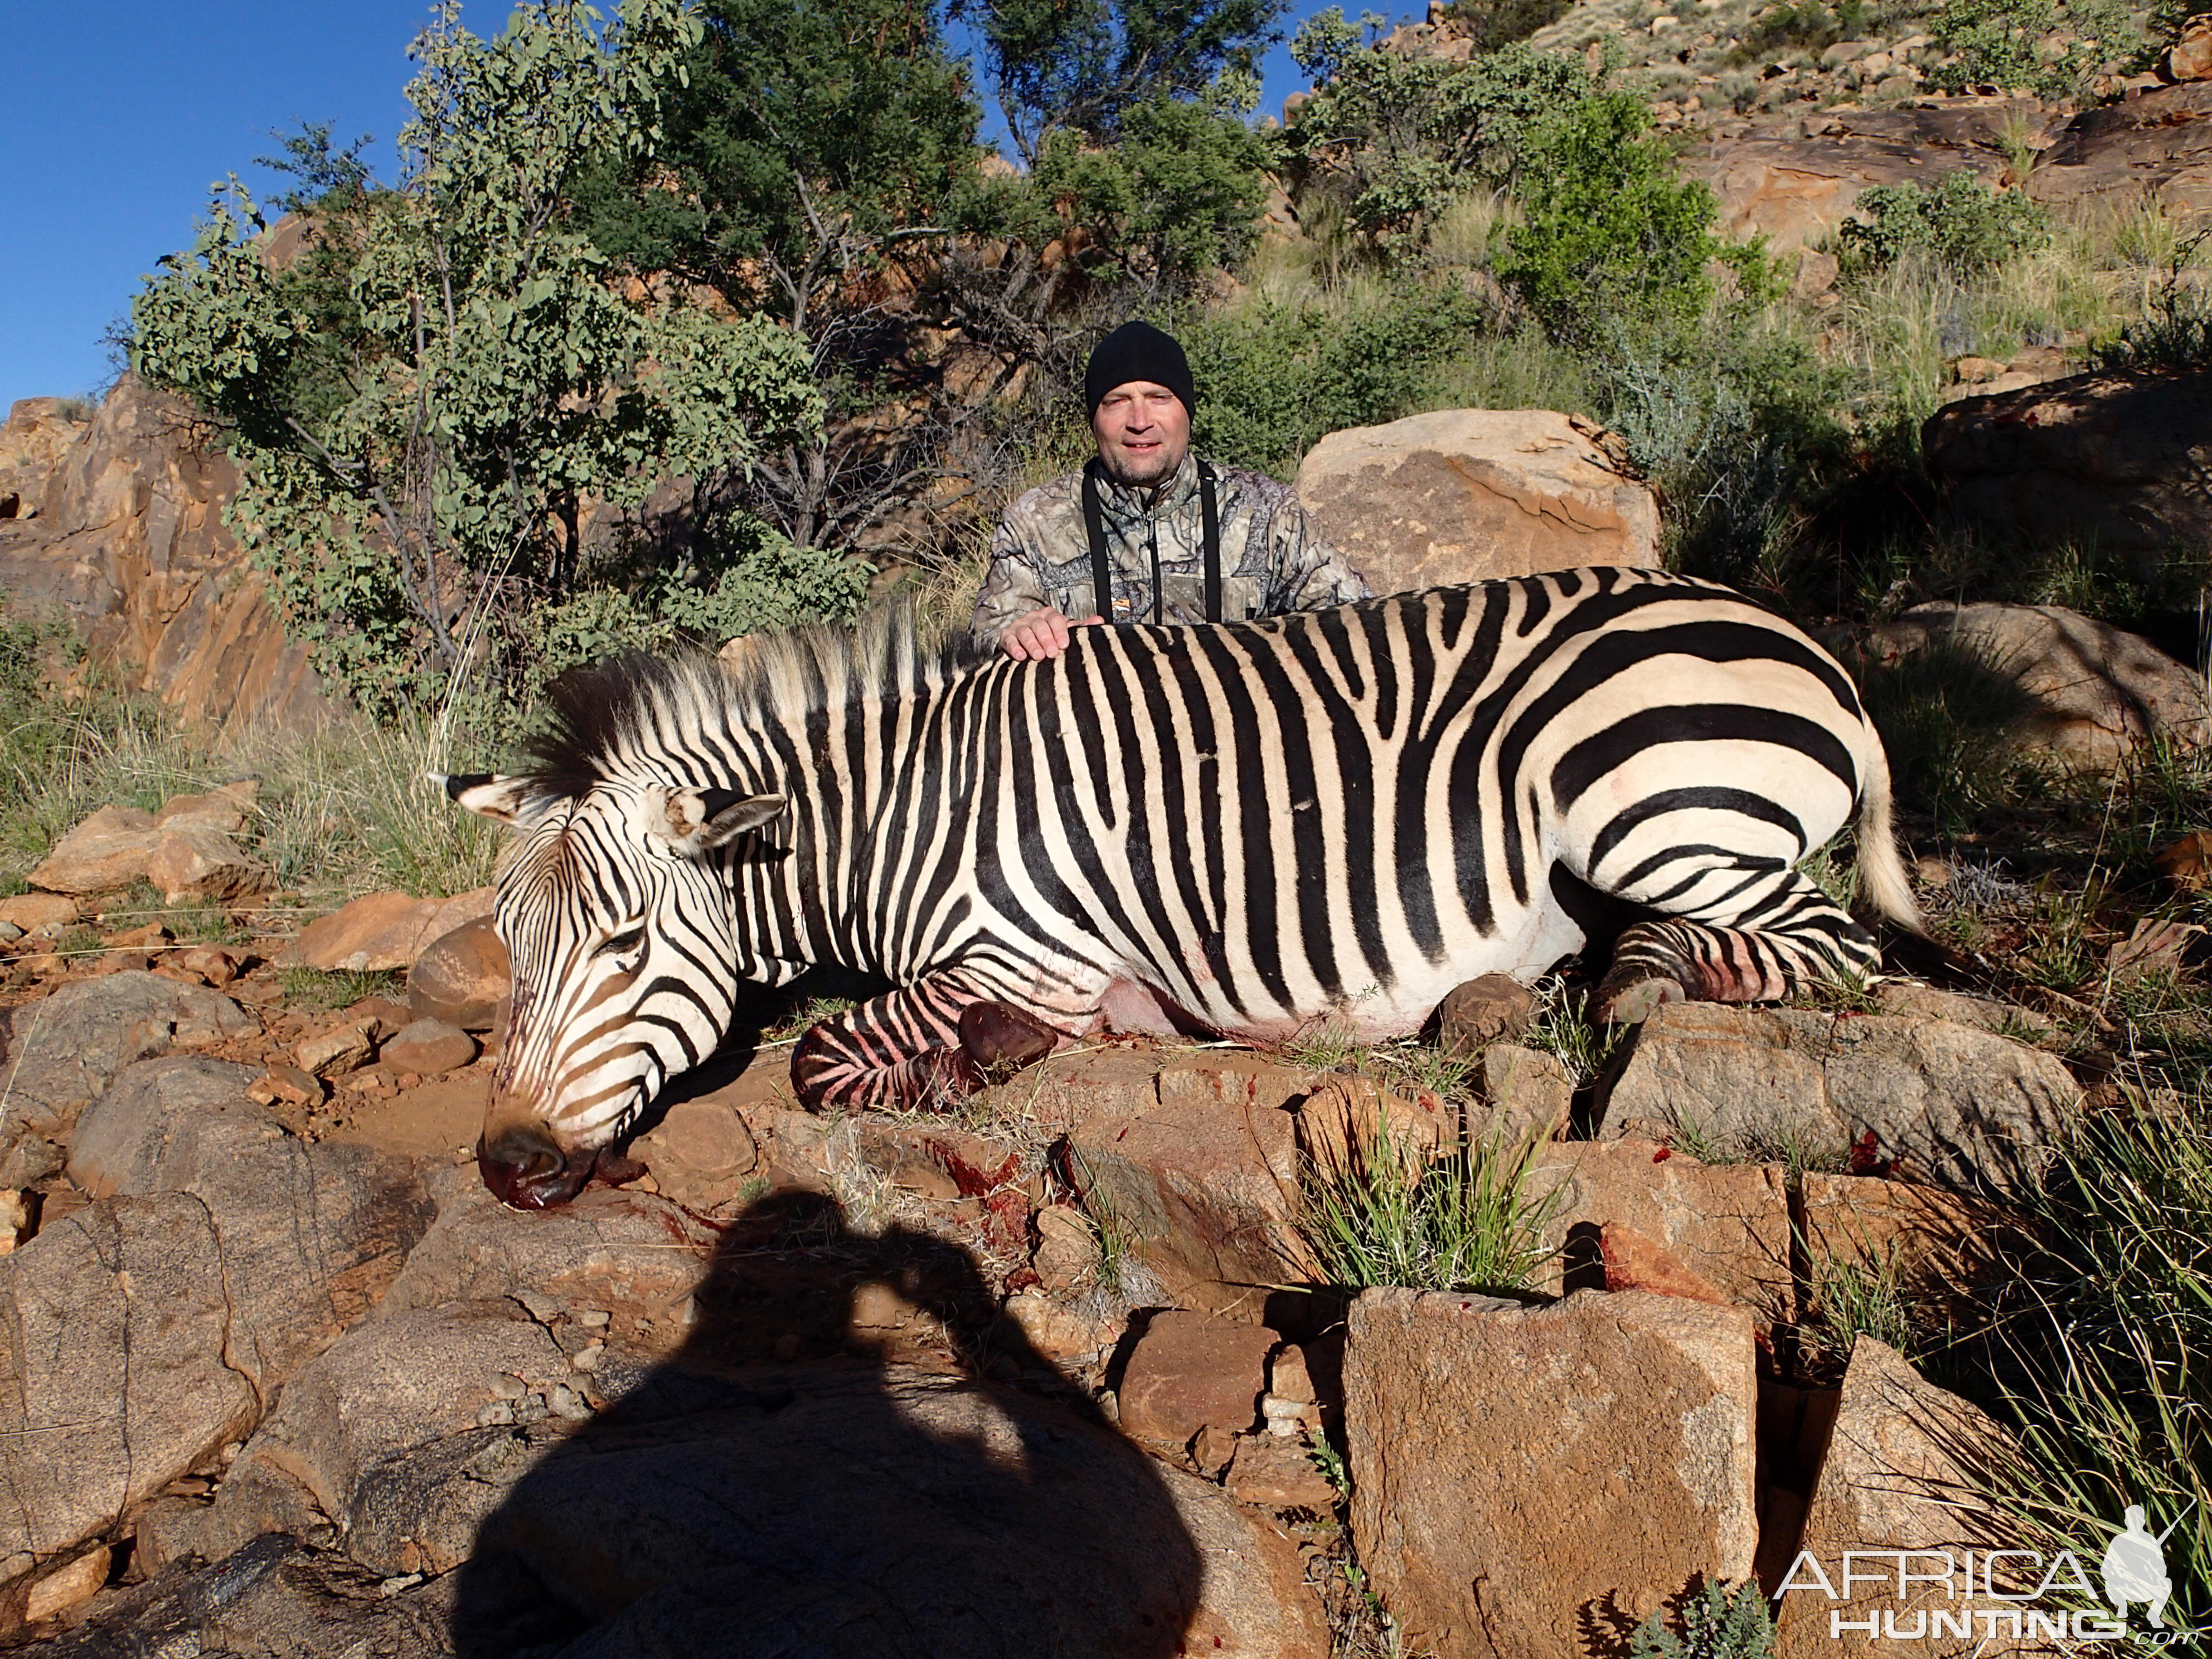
top-left (1295, 410), bottom-right (1660, 593)
top-left (379, 1017), bottom-right (476, 1077)
top-left (1346, 1288), bottom-right (1759, 1659)
top-left (406, 916), bottom-right (510, 1031)
top-left (142, 825), bottom-right (266, 903)
top-left (1224, 1433), bottom-right (1338, 1511)
top-left (0, 894), bottom-right (75, 935)
top-left (173, 944), bottom-right (242, 986)
top-left (1065, 1054), bottom-right (1316, 1311)
top-left (1116, 1309), bottom-right (1278, 1453)
top-left (1475, 1042), bottom-right (1573, 1146)
top-left (0, 376), bottom-right (333, 734)
top-left (1600, 1221), bottom-right (1734, 1307)
top-left (28, 804), bottom-right (158, 895)
top-left (1526, 1139), bottom-right (1793, 1316)
top-left (287, 887), bottom-right (493, 974)
top-left (295, 1021), bottom-right (374, 1078)
top-left (254, 1064), bottom-right (324, 1106)
top-left (628, 1097), bottom-right (757, 1209)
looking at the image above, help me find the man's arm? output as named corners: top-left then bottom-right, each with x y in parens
top-left (968, 502), bottom-right (1102, 659)
top-left (1268, 494), bottom-right (1374, 612)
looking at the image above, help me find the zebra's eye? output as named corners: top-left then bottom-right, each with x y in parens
top-left (595, 926), bottom-right (646, 961)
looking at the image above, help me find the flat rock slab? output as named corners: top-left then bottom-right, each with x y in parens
top-left (1346, 1288), bottom-right (1758, 1659)
top-left (0, 971), bottom-right (258, 1132)
top-left (1597, 1004), bottom-right (2081, 1191)
top-left (459, 1359), bottom-right (1326, 1658)
top-left (0, 1194), bottom-right (260, 1580)
top-left (66, 1056), bottom-right (433, 1398)
top-left (375, 1184), bottom-right (722, 1333)
top-left (1117, 1308), bottom-right (1278, 1452)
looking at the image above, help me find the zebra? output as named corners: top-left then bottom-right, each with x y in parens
top-left (444, 567), bottom-right (1920, 1209)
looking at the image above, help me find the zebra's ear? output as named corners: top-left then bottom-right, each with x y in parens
top-left (439, 773), bottom-right (540, 826)
top-left (652, 785), bottom-right (787, 855)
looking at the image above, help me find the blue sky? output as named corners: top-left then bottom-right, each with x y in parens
top-left (0, 2), bottom-right (1348, 413)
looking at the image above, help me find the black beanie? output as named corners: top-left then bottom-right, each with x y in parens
top-left (1084, 321), bottom-right (1196, 420)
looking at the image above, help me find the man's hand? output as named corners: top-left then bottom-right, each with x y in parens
top-left (1001, 606), bottom-right (1103, 661)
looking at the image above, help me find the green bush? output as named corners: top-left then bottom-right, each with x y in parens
top-left (1929, 0), bottom-right (2139, 96)
top-left (1839, 173), bottom-right (2051, 279)
top-left (1180, 280), bottom-right (1490, 475)
top-left (1498, 94), bottom-right (1753, 346)
top-left (1629, 1580), bottom-right (1776, 1659)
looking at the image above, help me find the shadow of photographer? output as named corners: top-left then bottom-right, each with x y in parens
top-left (448, 1187), bottom-right (1206, 1658)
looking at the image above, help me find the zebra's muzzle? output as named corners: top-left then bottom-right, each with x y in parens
top-left (478, 1124), bottom-right (595, 1210)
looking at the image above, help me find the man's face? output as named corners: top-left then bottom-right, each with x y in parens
top-left (1092, 380), bottom-right (1191, 487)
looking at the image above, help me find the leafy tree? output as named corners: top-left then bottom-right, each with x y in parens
top-left (577, 0), bottom-right (981, 553)
top-left (131, 0), bottom-right (827, 719)
top-left (1286, 13), bottom-right (1595, 254)
top-left (964, 0), bottom-right (1287, 164)
top-left (1498, 93), bottom-right (1760, 346)
top-left (1930, 0), bottom-right (2140, 96)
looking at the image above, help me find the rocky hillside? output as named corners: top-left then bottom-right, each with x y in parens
top-left (0, 383), bottom-right (332, 736)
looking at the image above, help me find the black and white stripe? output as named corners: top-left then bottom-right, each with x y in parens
top-left (449, 568), bottom-right (1917, 1205)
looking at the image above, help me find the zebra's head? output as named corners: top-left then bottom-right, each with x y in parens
top-left (447, 769), bottom-right (784, 1208)
top-left (438, 653), bottom-right (794, 1209)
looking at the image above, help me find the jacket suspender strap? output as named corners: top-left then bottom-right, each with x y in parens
top-left (1199, 460), bottom-right (1221, 624)
top-left (1081, 461), bottom-right (1114, 625)
top-left (1083, 458), bottom-right (1223, 626)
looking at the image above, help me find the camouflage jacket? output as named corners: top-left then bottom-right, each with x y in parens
top-left (968, 453), bottom-right (1371, 646)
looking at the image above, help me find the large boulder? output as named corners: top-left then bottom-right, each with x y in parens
top-left (1774, 1339), bottom-right (2030, 1657)
top-left (1923, 368), bottom-right (2212, 573)
top-left (0, 971), bottom-right (259, 1133)
top-left (406, 915), bottom-right (512, 1032)
top-left (1597, 1004), bottom-right (2082, 1191)
top-left (1684, 103), bottom-right (2026, 253)
top-left (0, 375), bottom-right (332, 733)
top-left (0, 1195), bottom-right (263, 1582)
top-left (1294, 409), bottom-right (1660, 594)
top-left (66, 1055), bottom-right (434, 1399)
top-left (2029, 83), bottom-right (2212, 216)
top-left (1853, 601), bottom-right (2211, 771)
top-left (1346, 1288), bottom-right (1759, 1659)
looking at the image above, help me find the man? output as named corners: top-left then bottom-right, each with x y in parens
top-left (970, 321), bottom-right (1371, 659)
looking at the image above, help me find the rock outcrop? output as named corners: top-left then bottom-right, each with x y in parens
top-left (1846, 601), bottom-right (2212, 770)
top-left (1923, 366), bottom-right (2212, 570)
top-left (1294, 409), bottom-right (1661, 593)
top-left (0, 376), bottom-right (332, 733)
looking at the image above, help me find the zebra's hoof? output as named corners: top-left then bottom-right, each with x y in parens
top-left (958, 1000), bottom-right (1058, 1079)
top-left (1595, 976), bottom-right (1686, 1027)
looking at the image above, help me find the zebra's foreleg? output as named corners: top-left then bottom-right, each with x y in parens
top-left (1594, 869), bottom-right (1880, 1025)
top-left (789, 974), bottom-right (1059, 1112)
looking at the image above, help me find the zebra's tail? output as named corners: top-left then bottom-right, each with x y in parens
top-left (1852, 715), bottom-right (1925, 937)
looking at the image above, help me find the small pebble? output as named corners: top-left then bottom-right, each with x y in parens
top-left (377, 1574), bottom-right (424, 1598)
top-left (515, 1289), bottom-right (559, 1323)
top-left (547, 1382), bottom-right (592, 1422)
top-left (575, 1308), bottom-right (610, 1329)
top-left (571, 1342), bottom-right (605, 1372)
top-left (488, 1374), bottom-right (527, 1400)
top-left (476, 1399), bottom-right (516, 1428)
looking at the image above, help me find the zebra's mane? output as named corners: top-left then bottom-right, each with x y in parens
top-left (516, 599), bottom-right (990, 803)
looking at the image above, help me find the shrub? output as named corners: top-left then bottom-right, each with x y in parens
top-left (1929, 0), bottom-right (2140, 96)
top-left (1629, 1580), bottom-right (1776, 1659)
top-left (1180, 279), bottom-right (1491, 474)
top-left (1838, 173), bottom-right (2051, 279)
top-left (1440, 0), bottom-right (1571, 49)
top-left (1498, 94), bottom-right (1752, 346)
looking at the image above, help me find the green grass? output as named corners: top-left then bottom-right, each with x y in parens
top-left (279, 967), bottom-right (404, 1010)
top-left (1303, 1110), bottom-right (1561, 1296)
top-left (1801, 1245), bottom-right (1942, 1373)
top-left (1963, 1102), bottom-right (2212, 1650)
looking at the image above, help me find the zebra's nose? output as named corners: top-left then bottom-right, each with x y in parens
top-left (478, 1126), bottom-right (590, 1210)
